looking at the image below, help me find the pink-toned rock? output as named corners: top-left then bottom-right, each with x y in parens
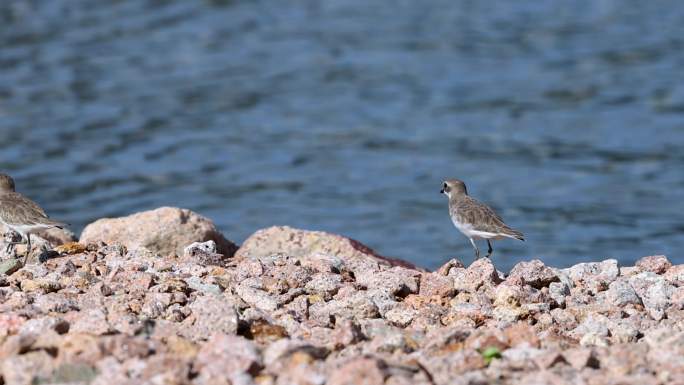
top-left (562, 347), bottom-right (599, 369)
top-left (671, 286), bottom-right (684, 309)
top-left (182, 295), bottom-right (239, 341)
top-left (194, 334), bottom-right (261, 380)
top-left (435, 258), bottom-right (465, 276)
top-left (234, 226), bottom-right (418, 274)
top-left (139, 355), bottom-right (192, 385)
top-left (329, 319), bottom-right (363, 350)
top-left (636, 255), bottom-right (671, 274)
top-left (0, 312), bottom-right (26, 339)
top-left (68, 308), bottom-right (112, 335)
top-left (181, 240), bottom-right (227, 267)
top-left (419, 272), bottom-right (455, 298)
top-left (56, 333), bottom-right (105, 366)
top-left (305, 272), bottom-right (343, 300)
top-left (664, 265), bottom-right (684, 286)
top-left (0, 350), bottom-right (56, 385)
top-left (506, 259), bottom-right (559, 289)
top-left (601, 343), bottom-right (649, 376)
top-left (1, 228), bottom-right (680, 385)
top-left (533, 349), bottom-right (566, 369)
top-left (262, 339), bottom-right (328, 372)
top-left (565, 259), bottom-right (619, 292)
top-left (80, 207), bottom-right (237, 257)
top-left (449, 258), bottom-right (501, 293)
top-left (328, 357), bottom-right (387, 385)
top-left (356, 266), bottom-right (420, 297)
top-left (417, 349), bottom-right (486, 383)
top-left (504, 322), bottom-right (540, 348)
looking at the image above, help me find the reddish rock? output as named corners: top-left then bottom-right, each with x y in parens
top-left (0, 313), bottom-right (26, 339)
top-left (80, 207), bottom-right (237, 257)
top-left (636, 255), bottom-right (671, 274)
top-left (418, 349), bottom-right (486, 383)
top-left (1, 228), bottom-right (681, 385)
top-left (329, 319), bottom-right (363, 350)
top-left (58, 333), bottom-right (105, 366)
top-left (234, 226), bottom-right (418, 274)
top-left (671, 287), bottom-right (684, 309)
top-left (194, 334), bottom-right (262, 381)
top-left (533, 349), bottom-right (566, 369)
top-left (664, 265), bottom-right (684, 286)
top-left (464, 328), bottom-right (508, 352)
top-left (328, 357), bottom-right (387, 385)
top-left (601, 343), bottom-right (649, 376)
top-left (504, 322), bottom-right (540, 348)
top-left (562, 347), bottom-right (599, 369)
top-left (68, 308), bottom-right (111, 335)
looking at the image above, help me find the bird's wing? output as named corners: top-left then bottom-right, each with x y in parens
top-left (457, 197), bottom-right (524, 240)
top-left (0, 192), bottom-right (63, 227)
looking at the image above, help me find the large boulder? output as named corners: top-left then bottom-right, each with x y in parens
top-left (79, 207), bottom-right (237, 257)
top-left (234, 226), bottom-right (418, 273)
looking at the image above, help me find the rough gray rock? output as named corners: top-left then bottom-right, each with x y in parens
top-left (629, 272), bottom-right (674, 320)
top-left (606, 278), bottom-right (641, 307)
top-left (564, 259), bottom-right (619, 292)
top-left (506, 259), bottom-right (559, 289)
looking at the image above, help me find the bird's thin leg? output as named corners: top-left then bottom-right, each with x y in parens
top-left (486, 240), bottom-right (493, 258)
top-left (469, 238), bottom-right (480, 259)
top-left (23, 234), bottom-right (31, 266)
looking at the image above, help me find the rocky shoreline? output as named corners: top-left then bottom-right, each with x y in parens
top-left (1, 207), bottom-right (682, 385)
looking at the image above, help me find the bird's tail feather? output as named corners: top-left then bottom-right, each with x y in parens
top-left (501, 228), bottom-right (525, 241)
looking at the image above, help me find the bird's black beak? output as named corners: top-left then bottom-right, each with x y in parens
top-left (440, 189), bottom-right (444, 194)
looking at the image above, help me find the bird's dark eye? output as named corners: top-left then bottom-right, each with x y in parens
top-left (443, 183), bottom-right (447, 189)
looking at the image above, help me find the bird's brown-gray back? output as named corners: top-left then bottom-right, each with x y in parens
top-left (450, 195), bottom-right (522, 238)
top-left (0, 191), bottom-right (61, 226)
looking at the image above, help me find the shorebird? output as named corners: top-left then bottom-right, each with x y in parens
top-left (0, 174), bottom-right (66, 264)
top-left (441, 179), bottom-right (524, 259)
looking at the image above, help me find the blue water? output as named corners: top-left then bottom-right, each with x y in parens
top-left (1, 0), bottom-right (684, 271)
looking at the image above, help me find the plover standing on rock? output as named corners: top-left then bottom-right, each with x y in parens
top-left (0, 173), bottom-right (67, 264)
top-left (441, 179), bottom-right (524, 259)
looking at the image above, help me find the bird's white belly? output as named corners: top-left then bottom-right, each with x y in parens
top-left (451, 217), bottom-right (501, 240)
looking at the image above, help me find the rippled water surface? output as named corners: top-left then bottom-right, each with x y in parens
top-left (2, 0), bottom-right (684, 270)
